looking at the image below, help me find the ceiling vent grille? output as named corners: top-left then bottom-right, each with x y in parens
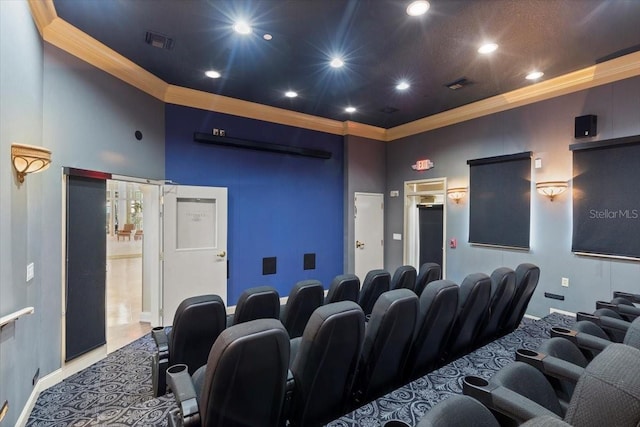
top-left (445, 77), bottom-right (472, 90)
top-left (380, 106), bottom-right (399, 114)
top-left (145, 31), bottom-right (174, 50)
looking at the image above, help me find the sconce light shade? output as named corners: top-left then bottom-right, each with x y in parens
top-left (447, 187), bottom-right (467, 204)
top-left (536, 181), bottom-right (568, 201)
top-left (11, 143), bottom-right (51, 183)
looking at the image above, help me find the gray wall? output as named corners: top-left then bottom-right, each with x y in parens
top-left (344, 135), bottom-right (386, 273)
top-left (0, 2), bottom-right (45, 425)
top-left (385, 76), bottom-right (640, 318)
top-left (0, 4), bottom-right (165, 423)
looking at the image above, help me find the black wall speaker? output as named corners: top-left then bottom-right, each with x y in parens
top-left (575, 115), bottom-right (597, 138)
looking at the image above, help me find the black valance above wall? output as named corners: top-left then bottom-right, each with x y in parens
top-left (571, 135), bottom-right (640, 259)
top-left (468, 152), bottom-right (532, 249)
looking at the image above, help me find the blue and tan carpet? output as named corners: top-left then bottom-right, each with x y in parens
top-left (27, 313), bottom-right (574, 426)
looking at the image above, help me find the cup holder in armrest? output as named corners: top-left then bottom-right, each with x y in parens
top-left (167, 364), bottom-right (188, 376)
top-left (383, 421), bottom-right (410, 427)
top-left (462, 375), bottom-right (496, 405)
top-left (595, 301), bottom-right (616, 311)
top-left (166, 364), bottom-right (199, 418)
top-left (550, 326), bottom-right (575, 337)
top-left (515, 348), bottom-right (544, 370)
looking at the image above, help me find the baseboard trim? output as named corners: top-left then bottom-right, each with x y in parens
top-left (16, 346), bottom-right (107, 426)
top-left (139, 312), bottom-right (151, 323)
top-left (549, 308), bottom-right (576, 317)
top-left (523, 314), bottom-right (541, 321)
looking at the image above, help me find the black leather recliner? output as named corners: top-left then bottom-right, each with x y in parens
top-left (151, 294), bottom-right (226, 397)
top-left (226, 285), bottom-right (280, 327)
top-left (288, 301), bottom-right (365, 427)
top-left (280, 279), bottom-right (324, 338)
top-left (166, 318), bottom-right (290, 427)
top-left (325, 274), bottom-right (360, 304)
top-left (444, 272), bottom-right (492, 360)
top-left (404, 279), bottom-right (459, 381)
top-left (501, 263), bottom-right (540, 335)
top-left (355, 289), bottom-right (419, 402)
top-left (475, 267), bottom-right (516, 347)
top-left (414, 262), bottom-right (442, 297)
top-left (390, 265), bottom-right (417, 291)
top-left (358, 269), bottom-right (390, 316)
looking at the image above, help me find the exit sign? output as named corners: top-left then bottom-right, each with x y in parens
top-left (411, 159), bottom-right (434, 171)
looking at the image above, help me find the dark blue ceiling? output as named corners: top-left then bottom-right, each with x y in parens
top-left (53, 0), bottom-right (640, 128)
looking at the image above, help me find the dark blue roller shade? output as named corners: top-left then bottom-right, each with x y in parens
top-left (468, 152), bottom-right (531, 249)
top-left (571, 135), bottom-right (640, 258)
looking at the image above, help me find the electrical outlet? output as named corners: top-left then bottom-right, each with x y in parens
top-left (561, 277), bottom-right (569, 287)
top-left (212, 128), bottom-right (219, 135)
top-left (219, 129), bottom-right (226, 136)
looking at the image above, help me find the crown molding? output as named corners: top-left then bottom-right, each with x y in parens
top-left (387, 51), bottom-right (640, 141)
top-left (28, 1), bottom-right (639, 144)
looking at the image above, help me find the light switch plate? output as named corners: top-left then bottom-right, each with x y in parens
top-left (27, 262), bottom-right (34, 282)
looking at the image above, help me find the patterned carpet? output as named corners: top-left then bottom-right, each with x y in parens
top-left (27, 313), bottom-right (574, 426)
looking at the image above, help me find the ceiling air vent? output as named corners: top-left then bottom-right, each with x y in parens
top-left (380, 106), bottom-right (399, 114)
top-left (145, 31), bottom-right (174, 50)
top-left (445, 77), bottom-right (472, 90)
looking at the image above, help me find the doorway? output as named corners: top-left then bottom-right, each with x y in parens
top-left (404, 178), bottom-right (447, 274)
top-left (105, 180), bottom-right (152, 353)
top-left (354, 192), bottom-right (384, 281)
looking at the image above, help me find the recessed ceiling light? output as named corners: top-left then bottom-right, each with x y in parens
top-left (263, 34), bottom-right (272, 41)
top-left (526, 71), bottom-right (544, 80)
top-left (345, 106), bottom-right (356, 113)
top-left (205, 70), bottom-right (221, 79)
top-left (285, 91), bottom-right (298, 98)
top-left (406, 1), bottom-right (430, 16)
top-left (478, 43), bottom-right (498, 54)
top-left (396, 81), bottom-right (410, 90)
top-left (233, 20), bottom-right (252, 35)
top-left (330, 57), bottom-right (344, 68)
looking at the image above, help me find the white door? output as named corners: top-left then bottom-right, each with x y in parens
top-left (354, 192), bottom-right (384, 281)
top-left (162, 185), bottom-right (228, 324)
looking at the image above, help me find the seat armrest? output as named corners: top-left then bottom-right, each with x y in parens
top-left (613, 291), bottom-right (640, 304)
top-left (516, 349), bottom-right (584, 383)
top-left (463, 376), bottom-right (561, 424)
top-left (289, 337), bottom-right (302, 366)
top-left (550, 327), bottom-right (610, 355)
top-left (166, 364), bottom-right (200, 426)
top-left (152, 326), bottom-right (170, 355)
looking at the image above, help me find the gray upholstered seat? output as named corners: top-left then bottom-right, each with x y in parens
top-left (444, 272), bottom-right (492, 359)
top-left (390, 265), bottom-right (417, 291)
top-left (475, 267), bottom-right (516, 347)
top-left (501, 263), bottom-right (540, 335)
top-left (151, 294), bottom-right (226, 397)
top-left (325, 274), bottom-right (360, 304)
top-left (281, 279), bottom-right (324, 338)
top-left (355, 289), bottom-right (419, 401)
top-left (167, 318), bottom-right (290, 427)
top-left (357, 269), bottom-right (390, 316)
top-left (417, 395), bottom-right (501, 427)
top-left (288, 301), bottom-right (365, 427)
top-left (404, 279), bottom-right (458, 380)
top-left (227, 285), bottom-right (280, 327)
top-left (414, 262), bottom-right (442, 296)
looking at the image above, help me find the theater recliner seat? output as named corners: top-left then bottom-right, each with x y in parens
top-left (325, 274), bottom-right (360, 304)
top-left (390, 265), bottom-right (417, 291)
top-left (355, 289), bottom-right (418, 402)
top-left (475, 267), bottom-right (516, 347)
top-left (288, 301), bottom-right (365, 427)
top-left (226, 285), bottom-right (280, 327)
top-left (414, 262), bottom-right (442, 297)
top-left (151, 294), bottom-right (226, 397)
top-left (166, 318), bottom-right (290, 427)
top-left (501, 263), bottom-right (540, 335)
top-left (281, 280), bottom-right (324, 338)
top-left (358, 269), bottom-right (390, 316)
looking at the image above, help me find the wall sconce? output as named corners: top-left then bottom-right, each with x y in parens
top-left (536, 181), bottom-right (568, 201)
top-left (11, 143), bottom-right (51, 183)
top-left (447, 187), bottom-right (467, 204)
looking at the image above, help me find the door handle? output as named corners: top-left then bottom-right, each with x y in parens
top-left (356, 240), bottom-right (365, 249)
top-left (217, 251), bottom-right (226, 258)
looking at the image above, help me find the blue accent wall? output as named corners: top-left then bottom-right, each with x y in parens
top-left (165, 104), bottom-right (344, 304)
